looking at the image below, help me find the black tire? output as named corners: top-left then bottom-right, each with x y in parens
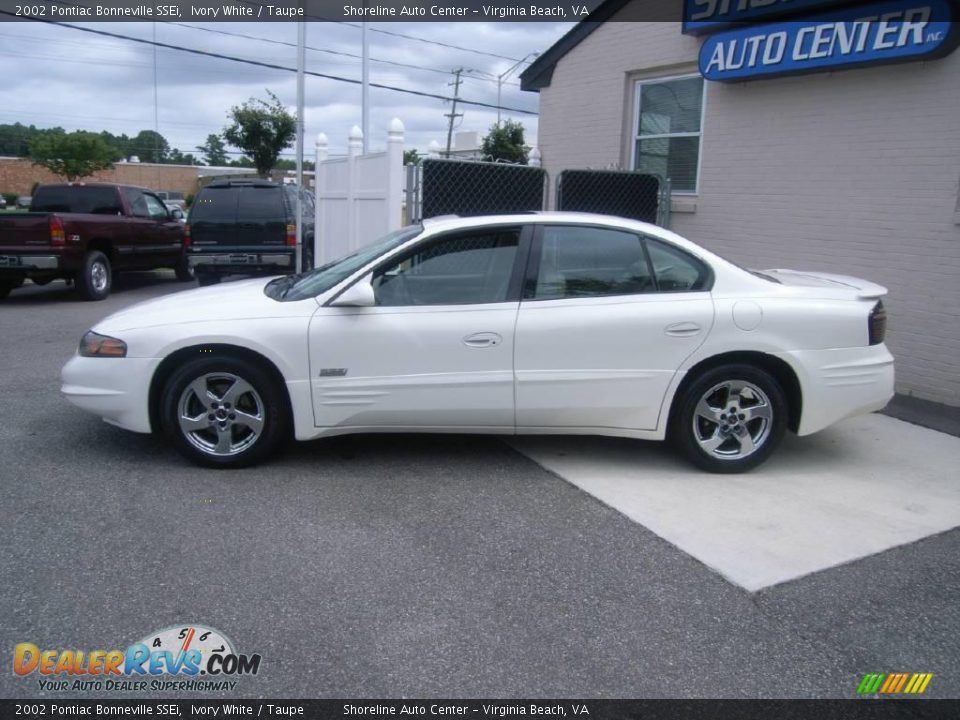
top-left (302, 240), bottom-right (314, 271)
top-left (76, 250), bottom-right (112, 301)
top-left (197, 272), bottom-right (220, 287)
top-left (160, 354), bottom-right (289, 469)
top-left (174, 253), bottom-right (195, 282)
top-left (672, 364), bottom-right (787, 473)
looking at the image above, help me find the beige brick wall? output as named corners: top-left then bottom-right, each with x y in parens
top-left (536, 20), bottom-right (960, 407)
top-left (0, 158), bottom-right (202, 198)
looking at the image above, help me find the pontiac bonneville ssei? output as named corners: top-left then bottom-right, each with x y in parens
top-left (61, 213), bottom-right (894, 473)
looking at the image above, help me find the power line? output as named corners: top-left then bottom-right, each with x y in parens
top-left (223, 1), bottom-right (525, 61)
top-left (0, 15), bottom-right (538, 116)
top-left (166, 22), bottom-right (523, 88)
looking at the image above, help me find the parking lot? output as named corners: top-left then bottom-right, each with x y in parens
top-left (1, 273), bottom-right (958, 699)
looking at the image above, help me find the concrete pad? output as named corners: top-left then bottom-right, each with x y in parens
top-left (511, 414), bottom-right (960, 591)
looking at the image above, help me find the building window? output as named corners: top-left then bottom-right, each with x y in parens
top-left (633, 75), bottom-right (704, 194)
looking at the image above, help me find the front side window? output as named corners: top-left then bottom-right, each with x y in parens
top-left (634, 75), bottom-right (704, 193)
top-left (143, 194), bottom-right (169, 220)
top-left (122, 188), bottom-right (150, 218)
top-left (373, 228), bottom-right (520, 307)
top-left (533, 226), bottom-right (654, 300)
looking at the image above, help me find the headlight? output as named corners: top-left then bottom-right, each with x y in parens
top-left (78, 331), bottom-right (127, 358)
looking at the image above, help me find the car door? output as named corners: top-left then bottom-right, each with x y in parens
top-left (514, 224), bottom-right (715, 431)
top-left (141, 192), bottom-right (185, 264)
top-left (307, 225), bottom-right (529, 430)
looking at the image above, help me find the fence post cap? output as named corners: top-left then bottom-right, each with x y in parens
top-left (316, 132), bottom-right (328, 147)
top-left (428, 140), bottom-right (442, 157)
top-left (349, 125), bottom-right (364, 141)
top-left (388, 118), bottom-right (405, 135)
top-left (529, 147), bottom-right (542, 167)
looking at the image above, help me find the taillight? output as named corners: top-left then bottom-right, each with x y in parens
top-left (286, 223), bottom-right (296, 246)
top-left (49, 216), bottom-right (65, 247)
top-left (869, 300), bottom-right (887, 345)
top-left (184, 223), bottom-right (192, 248)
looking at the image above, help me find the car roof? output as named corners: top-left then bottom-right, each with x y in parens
top-left (420, 211), bottom-right (664, 235)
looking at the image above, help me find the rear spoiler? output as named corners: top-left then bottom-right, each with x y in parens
top-left (764, 269), bottom-right (888, 300)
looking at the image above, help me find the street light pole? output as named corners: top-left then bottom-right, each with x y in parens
top-left (497, 52), bottom-right (539, 126)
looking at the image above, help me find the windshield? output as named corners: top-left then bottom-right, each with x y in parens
top-left (268, 226), bottom-right (423, 302)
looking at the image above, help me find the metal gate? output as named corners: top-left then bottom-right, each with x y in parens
top-left (406, 158), bottom-right (548, 223)
top-left (556, 169), bottom-right (671, 227)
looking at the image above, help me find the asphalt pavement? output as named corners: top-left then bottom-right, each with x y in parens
top-left (1, 273), bottom-right (957, 699)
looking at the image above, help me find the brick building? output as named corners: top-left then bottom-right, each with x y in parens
top-left (521, 1), bottom-right (960, 411)
top-left (0, 157), bottom-right (204, 198)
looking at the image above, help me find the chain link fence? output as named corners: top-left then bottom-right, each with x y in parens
top-left (556, 170), bottom-right (671, 227)
top-left (406, 158), bottom-right (547, 222)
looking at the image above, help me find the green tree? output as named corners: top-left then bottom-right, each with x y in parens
top-left (29, 131), bottom-right (121, 181)
top-left (167, 148), bottom-right (199, 165)
top-left (403, 149), bottom-right (420, 166)
top-left (223, 91), bottom-right (296, 178)
top-left (480, 120), bottom-right (528, 164)
top-left (197, 134), bottom-right (227, 166)
top-left (128, 130), bottom-right (170, 163)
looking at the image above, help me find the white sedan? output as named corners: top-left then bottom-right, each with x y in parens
top-left (61, 213), bottom-right (894, 473)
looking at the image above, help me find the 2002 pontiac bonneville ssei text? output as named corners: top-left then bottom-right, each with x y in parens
top-left (61, 213), bottom-right (894, 473)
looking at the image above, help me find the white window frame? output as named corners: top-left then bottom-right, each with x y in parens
top-left (631, 73), bottom-right (707, 196)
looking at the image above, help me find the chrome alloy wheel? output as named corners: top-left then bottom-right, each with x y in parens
top-left (90, 260), bottom-right (109, 293)
top-left (177, 372), bottom-right (265, 457)
top-left (692, 379), bottom-right (773, 461)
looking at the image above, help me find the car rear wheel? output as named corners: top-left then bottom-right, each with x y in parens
top-left (77, 250), bottom-right (111, 301)
top-left (673, 364), bottom-right (787, 473)
top-left (160, 355), bottom-right (289, 468)
top-left (0, 279), bottom-right (17, 299)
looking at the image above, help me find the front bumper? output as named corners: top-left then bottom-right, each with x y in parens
top-left (61, 355), bottom-right (160, 434)
top-left (780, 344), bottom-right (895, 436)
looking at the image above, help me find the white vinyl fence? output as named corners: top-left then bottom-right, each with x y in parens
top-left (313, 120), bottom-right (405, 266)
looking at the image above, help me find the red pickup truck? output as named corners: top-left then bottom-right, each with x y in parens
top-left (0, 183), bottom-right (191, 300)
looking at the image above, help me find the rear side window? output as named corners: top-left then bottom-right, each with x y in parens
top-left (237, 187), bottom-right (286, 221)
top-left (32, 186), bottom-right (122, 215)
top-left (190, 188), bottom-right (241, 222)
top-left (645, 238), bottom-right (710, 292)
top-left (534, 226), bottom-right (655, 300)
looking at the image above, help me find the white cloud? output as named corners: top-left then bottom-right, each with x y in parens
top-left (0, 19), bottom-right (572, 160)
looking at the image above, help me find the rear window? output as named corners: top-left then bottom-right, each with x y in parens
top-left (189, 186), bottom-right (286, 222)
top-left (31, 186), bottom-right (122, 215)
top-left (237, 187), bottom-right (286, 221)
top-left (190, 187), bottom-right (241, 222)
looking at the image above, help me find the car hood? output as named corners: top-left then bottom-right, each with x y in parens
top-left (94, 277), bottom-right (313, 334)
top-left (761, 269), bottom-right (888, 300)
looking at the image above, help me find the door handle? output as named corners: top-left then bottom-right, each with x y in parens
top-left (665, 322), bottom-right (701, 337)
top-left (463, 332), bottom-right (502, 348)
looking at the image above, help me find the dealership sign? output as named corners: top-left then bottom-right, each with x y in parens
top-left (698, 0), bottom-right (957, 81)
top-left (683, 0), bottom-right (857, 34)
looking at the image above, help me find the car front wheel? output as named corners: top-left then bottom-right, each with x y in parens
top-left (673, 364), bottom-right (787, 473)
top-left (160, 356), bottom-right (289, 468)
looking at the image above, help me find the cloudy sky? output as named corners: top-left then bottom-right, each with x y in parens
top-left (0, 19), bottom-right (574, 160)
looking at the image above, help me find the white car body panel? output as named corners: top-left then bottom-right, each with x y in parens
top-left (308, 302), bottom-right (518, 430)
top-left (60, 212), bottom-right (895, 459)
top-left (515, 292), bottom-right (714, 430)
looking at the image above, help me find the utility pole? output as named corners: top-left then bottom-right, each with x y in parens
top-left (444, 68), bottom-right (464, 158)
top-left (361, 21), bottom-right (369, 153)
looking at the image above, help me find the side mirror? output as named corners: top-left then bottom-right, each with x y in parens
top-left (330, 278), bottom-right (376, 307)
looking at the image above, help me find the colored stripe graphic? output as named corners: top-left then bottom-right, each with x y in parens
top-left (857, 673), bottom-right (885, 694)
top-left (858, 673), bottom-right (932, 694)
